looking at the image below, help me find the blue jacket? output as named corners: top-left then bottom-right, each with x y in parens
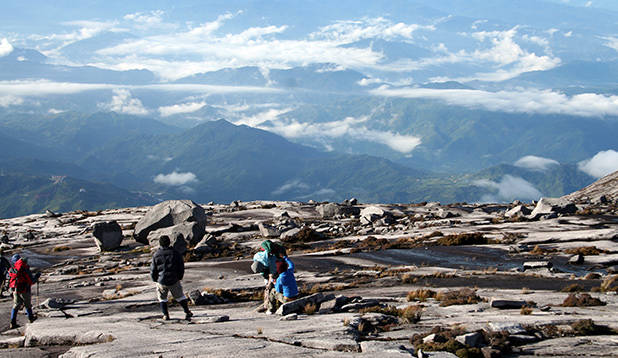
top-left (275, 257), bottom-right (298, 298)
top-left (253, 250), bottom-right (277, 277)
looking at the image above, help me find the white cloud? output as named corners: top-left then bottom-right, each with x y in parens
top-left (514, 155), bottom-right (560, 171)
top-left (153, 171), bottom-right (198, 186)
top-left (379, 27), bottom-right (560, 82)
top-left (99, 88), bottom-right (148, 115)
top-left (578, 150), bottom-right (618, 178)
top-left (0, 95), bottom-right (24, 107)
top-left (601, 36), bottom-right (618, 52)
top-left (48, 108), bottom-right (65, 114)
top-left (158, 101), bottom-right (206, 117)
top-left (585, 1), bottom-right (593, 7)
top-left (299, 188), bottom-right (336, 200)
top-left (564, 31), bottom-right (573, 38)
top-left (123, 10), bottom-right (168, 30)
top-left (233, 107), bottom-right (294, 127)
top-left (310, 17), bottom-right (435, 43)
top-left (251, 115), bottom-right (422, 153)
top-left (29, 20), bottom-right (120, 55)
top-left (0, 80), bottom-right (115, 96)
top-left (82, 15), bottom-right (434, 80)
top-left (474, 175), bottom-right (542, 202)
top-left (272, 180), bottom-right (311, 195)
top-left (0, 80), bottom-right (281, 100)
top-left (370, 87), bottom-right (618, 117)
top-left (0, 38), bottom-right (14, 57)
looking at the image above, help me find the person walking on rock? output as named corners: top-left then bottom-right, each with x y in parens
top-left (150, 236), bottom-right (193, 321)
top-left (267, 256), bottom-right (298, 314)
top-left (0, 250), bottom-right (11, 297)
top-left (8, 254), bottom-right (40, 329)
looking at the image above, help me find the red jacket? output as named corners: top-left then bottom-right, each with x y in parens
top-left (9, 259), bottom-right (33, 293)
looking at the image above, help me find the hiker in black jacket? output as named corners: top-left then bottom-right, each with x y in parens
top-left (150, 235), bottom-right (193, 321)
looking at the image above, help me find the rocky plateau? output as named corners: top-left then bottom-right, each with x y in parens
top-left (0, 172), bottom-right (617, 357)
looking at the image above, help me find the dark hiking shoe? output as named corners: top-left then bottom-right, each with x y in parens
top-left (28, 315), bottom-right (37, 323)
top-left (10, 322), bottom-right (19, 329)
top-left (162, 314), bottom-right (170, 321)
top-left (184, 311), bottom-right (193, 321)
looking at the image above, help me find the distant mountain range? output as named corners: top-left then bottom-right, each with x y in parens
top-left (0, 111), bottom-right (598, 217)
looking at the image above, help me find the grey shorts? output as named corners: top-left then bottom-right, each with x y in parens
top-left (156, 282), bottom-right (186, 303)
top-left (13, 290), bottom-right (32, 310)
top-left (251, 261), bottom-right (269, 279)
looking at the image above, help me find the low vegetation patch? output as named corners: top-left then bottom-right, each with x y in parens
top-left (203, 288), bottom-right (262, 302)
top-left (520, 307), bottom-right (533, 315)
top-left (51, 245), bottom-right (70, 252)
top-left (407, 288), bottom-right (437, 302)
top-left (435, 233), bottom-right (492, 246)
top-left (410, 326), bottom-right (484, 358)
top-left (530, 245), bottom-right (558, 255)
top-left (571, 319), bottom-right (617, 336)
top-left (600, 275), bottom-right (618, 293)
top-left (564, 246), bottom-right (606, 255)
top-left (281, 227), bottom-right (324, 243)
top-left (560, 283), bottom-right (586, 292)
top-left (436, 288), bottom-right (483, 306)
top-left (359, 304), bottom-right (423, 323)
top-left (561, 293), bottom-right (606, 307)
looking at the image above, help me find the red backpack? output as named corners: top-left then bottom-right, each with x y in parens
top-left (8, 259), bottom-right (33, 293)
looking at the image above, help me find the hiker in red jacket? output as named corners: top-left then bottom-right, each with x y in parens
top-left (8, 254), bottom-right (39, 329)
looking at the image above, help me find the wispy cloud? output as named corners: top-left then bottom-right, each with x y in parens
top-left (238, 113), bottom-right (422, 153)
top-left (123, 10), bottom-right (173, 31)
top-left (0, 95), bottom-right (24, 107)
top-left (514, 155), bottom-right (560, 171)
top-left (474, 175), bottom-right (542, 202)
top-left (272, 180), bottom-right (311, 195)
top-left (98, 89), bottom-right (148, 115)
top-left (310, 17), bottom-right (435, 43)
top-left (370, 87), bottom-right (618, 117)
top-left (0, 38), bottom-right (13, 57)
top-left (0, 80), bottom-right (280, 98)
top-left (153, 171), bottom-right (198, 186)
top-left (578, 150), bottom-right (618, 178)
top-left (158, 101), bottom-right (206, 117)
top-left (601, 36), bottom-right (618, 52)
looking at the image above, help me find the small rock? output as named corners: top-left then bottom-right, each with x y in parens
top-left (490, 299), bottom-right (527, 309)
top-left (523, 261), bottom-right (552, 271)
top-left (509, 334), bottom-right (538, 345)
top-left (487, 322), bottom-right (526, 334)
top-left (258, 222), bottom-right (279, 237)
top-left (455, 331), bottom-right (484, 347)
top-left (279, 228), bottom-right (301, 241)
top-left (569, 254), bottom-right (584, 265)
top-left (505, 205), bottom-right (531, 218)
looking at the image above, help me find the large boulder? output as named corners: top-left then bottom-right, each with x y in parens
top-left (147, 222), bottom-right (203, 255)
top-left (134, 200), bottom-right (207, 244)
top-left (359, 206), bottom-right (391, 225)
top-left (505, 205), bottom-right (531, 218)
top-left (92, 221), bottom-right (123, 251)
top-left (316, 203), bottom-right (360, 219)
top-left (529, 198), bottom-right (577, 220)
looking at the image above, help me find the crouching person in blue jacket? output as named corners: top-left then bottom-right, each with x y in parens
top-left (266, 256), bottom-right (298, 314)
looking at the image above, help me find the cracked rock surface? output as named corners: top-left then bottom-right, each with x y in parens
top-left (0, 195), bottom-right (616, 357)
